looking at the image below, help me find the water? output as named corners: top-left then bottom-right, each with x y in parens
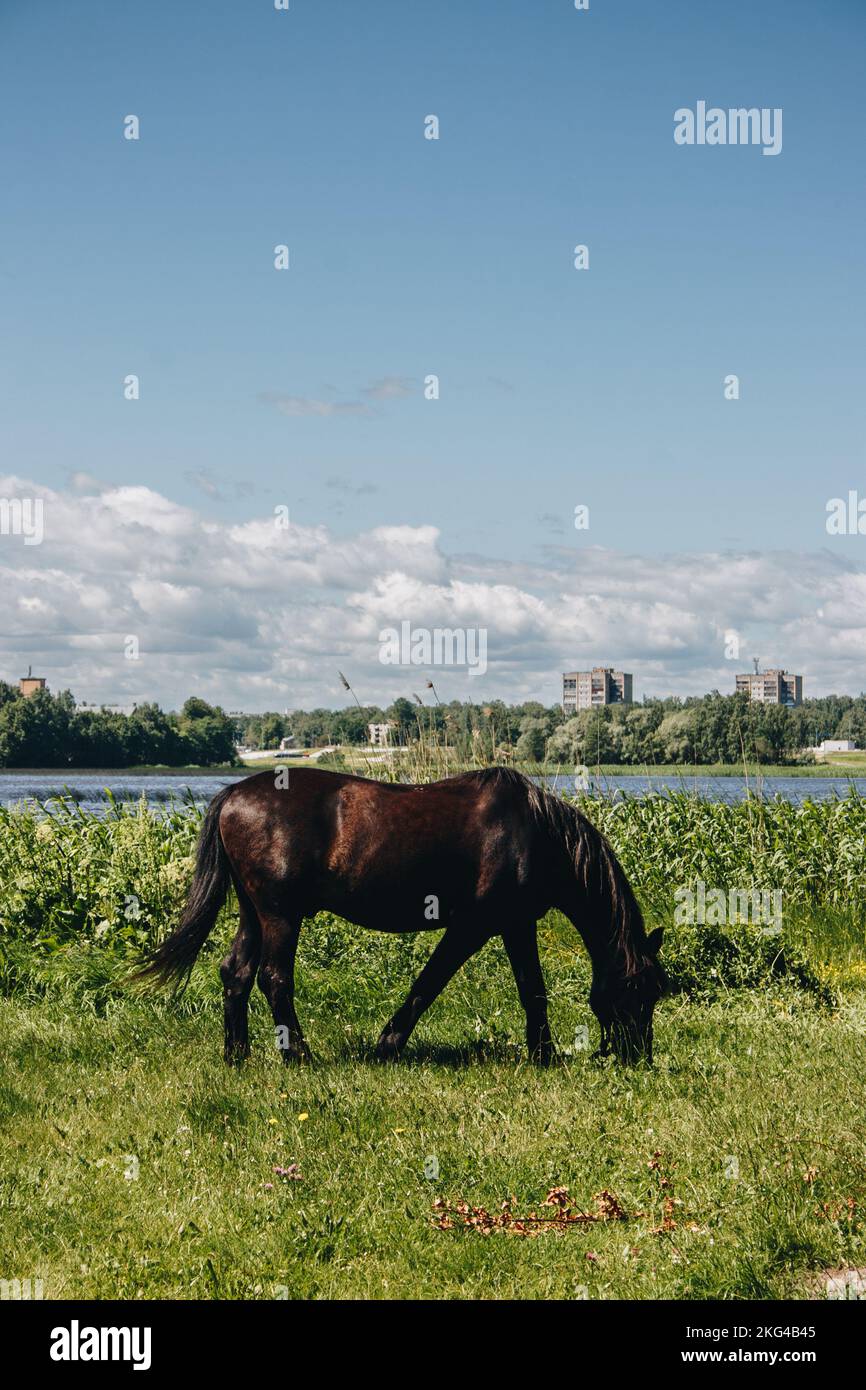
top-left (0, 772), bottom-right (244, 815)
top-left (0, 769), bottom-right (864, 815)
top-left (542, 772), bottom-right (866, 805)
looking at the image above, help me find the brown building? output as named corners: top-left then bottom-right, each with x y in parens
top-left (19, 666), bottom-right (46, 698)
top-left (563, 667), bottom-right (633, 714)
top-left (735, 669), bottom-right (803, 707)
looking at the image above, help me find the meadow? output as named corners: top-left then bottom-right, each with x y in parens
top-left (1, 786), bottom-right (865, 1300)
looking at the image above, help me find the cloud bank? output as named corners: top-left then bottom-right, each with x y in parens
top-left (1, 475), bottom-right (864, 711)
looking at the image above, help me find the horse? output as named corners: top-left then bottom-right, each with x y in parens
top-left (137, 766), bottom-right (666, 1065)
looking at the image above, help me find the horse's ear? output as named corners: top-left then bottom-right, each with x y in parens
top-left (646, 927), bottom-right (664, 956)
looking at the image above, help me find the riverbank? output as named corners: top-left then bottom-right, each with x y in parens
top-left (2, 758), bottom-right (863, 778)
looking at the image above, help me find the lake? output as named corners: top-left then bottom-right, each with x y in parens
top-left (1, 769), bottom-right (865, 815)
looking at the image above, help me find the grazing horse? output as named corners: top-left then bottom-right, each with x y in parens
top-left (138, 767), bottom-right (666, 1065)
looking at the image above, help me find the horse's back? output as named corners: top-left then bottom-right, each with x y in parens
top-left (216, 766), bottom-right (544, 926)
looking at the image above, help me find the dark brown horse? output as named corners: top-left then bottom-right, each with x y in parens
top-left (138, 766), bottom-right (666, 1065)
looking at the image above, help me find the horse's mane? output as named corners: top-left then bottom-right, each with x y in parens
top-left (459, 767), bottom-right (648, 977)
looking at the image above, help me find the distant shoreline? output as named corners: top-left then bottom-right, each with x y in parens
top-left (0, 761), bottom-right (864, 779)
top-left (0, 765), bottom-right (245, 777)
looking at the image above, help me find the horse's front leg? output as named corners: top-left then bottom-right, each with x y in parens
top-left (502, 921), bottom-right (554, 1066)
top-left (375, 925), bottom-right (486, 1061)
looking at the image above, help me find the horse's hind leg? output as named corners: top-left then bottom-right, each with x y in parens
top-left (257, 913), bottom-right (311, 1064)
top-left (375, 924), bottom-right (488, 1062)
top-left (220, 886), bottom-right (261, 1065)
top-left (502, 922), bottom-right (554, 1065)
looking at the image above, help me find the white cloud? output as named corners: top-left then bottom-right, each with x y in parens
top-left (362, 376), bottom-right (414, 400)
top-left (1, 475), bottom-right (864, 710)
top-left (257, 393), bottom-right (372, 418)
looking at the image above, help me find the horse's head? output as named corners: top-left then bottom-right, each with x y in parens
top-left (590, 927), bottom-right (667, 1064)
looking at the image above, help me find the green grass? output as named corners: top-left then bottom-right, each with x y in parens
top-left (2, 941), bottom-right (865, 1300)
top-left (2, 790), bottom-right (864, 983)
top-left (815, 752), bottom-right (866, 771)
top-left (1, 792), bottom-right (865, 1299)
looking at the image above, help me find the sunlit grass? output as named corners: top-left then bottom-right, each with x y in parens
top-left (2, 961), bottom-right (865, 1300)
top-left (1, 785), bottom-right (864, 1299)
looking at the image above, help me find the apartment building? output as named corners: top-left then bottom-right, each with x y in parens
top-left (735, 669), bottom-right (803, 707)
top-left (562, 668), bottom-right (633, 714)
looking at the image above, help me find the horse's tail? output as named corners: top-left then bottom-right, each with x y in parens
top-left (132, 784), bottom-right (236, 986)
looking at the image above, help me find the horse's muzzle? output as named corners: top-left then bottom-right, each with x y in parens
top-left (593, 1020), bottom-right (652, 1065)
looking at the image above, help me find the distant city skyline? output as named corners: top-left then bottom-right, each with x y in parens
top-left (1, 1), bottom-right (864, 711)
top-left (1, 649), bottom-right (830, 716)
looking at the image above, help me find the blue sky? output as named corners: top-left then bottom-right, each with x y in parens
top-left (1, 0), bottom-right (864, 709)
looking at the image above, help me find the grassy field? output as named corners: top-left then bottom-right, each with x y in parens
top-left (1, 791), bottom-right (865, 1300)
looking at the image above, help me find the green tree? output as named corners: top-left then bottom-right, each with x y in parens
top-left (176, 699), bottom-right (237, 765)
top-left (657, 710), bottom-right (694, 762)
top-left (515, 719), bottom-right (547, 762)
top-left (124, 703), bottom-right (182, 765)
top-left (259, 713), bottom-right (287, 749)
top-left (385, 698), bottom-right (418, 743)
top-left (0, 689), bottom-right (73, 766)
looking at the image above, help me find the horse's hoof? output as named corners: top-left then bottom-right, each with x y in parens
top-left (224, 1044), bottom-right (251, 1066)
top-left (281, 1044), bottom-right (312, 1065)
top-left (531, 1045), bottom-right (556, 1068)
top-left (374, 1033), bottom-right (403, 1063)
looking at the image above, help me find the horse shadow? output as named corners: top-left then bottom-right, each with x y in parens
top-left (338, 1037), bottom-right (566, 1068)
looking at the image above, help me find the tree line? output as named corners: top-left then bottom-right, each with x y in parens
top-left (241, 691), bottom-right (866, 766)
top-left (3, 684), bottom-right (863, 769)
top-left (0, 686), bottom-right (237, 768)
